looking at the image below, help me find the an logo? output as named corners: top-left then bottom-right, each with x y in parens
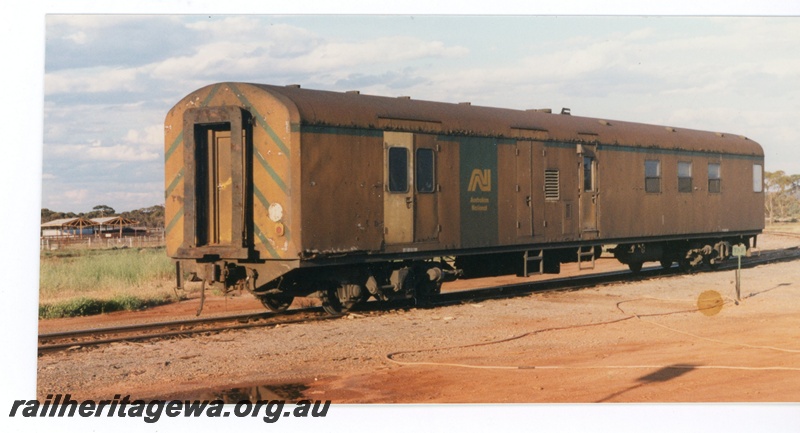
top-left (468, 169), bottom-right (492, 192)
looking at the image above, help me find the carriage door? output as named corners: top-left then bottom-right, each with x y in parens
top-left (516, 140), bottom-right (534, 238)
top-left (578, 144), bottom-right (598, 239)
top-left (384, 131), bottom-right (414, 244)
top-left (182, 106), bottom-right (249, 258)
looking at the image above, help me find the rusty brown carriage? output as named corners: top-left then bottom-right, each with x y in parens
top-left (164, 83), bottom-right (764, 314)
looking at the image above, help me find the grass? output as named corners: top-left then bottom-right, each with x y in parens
top-left (39, 247), bottom-right (178, 319)
top-left (38, 295), bottom-right (174, 319)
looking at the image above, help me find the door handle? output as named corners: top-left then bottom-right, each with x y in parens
top-left (405, 197), bottom-right (413, 208)
top-left (526, 196), bottom-right (531, 207)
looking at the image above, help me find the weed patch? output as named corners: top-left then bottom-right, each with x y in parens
top-left (39, 247), bottom-right (177, 317)
top-left (39, 294), bottom-right (174, 319)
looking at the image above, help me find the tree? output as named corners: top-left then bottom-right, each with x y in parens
top-left (765, 171), bottom-right (800, 222)
top-left (90, 205), bottom-right (116, 218)
top-left (119, 205), bottom-right (165, 228)
top-left (40, 208), bottom-right (77, 224)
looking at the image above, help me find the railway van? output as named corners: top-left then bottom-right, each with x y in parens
top-left (164, 83), bottom-right (764, 313)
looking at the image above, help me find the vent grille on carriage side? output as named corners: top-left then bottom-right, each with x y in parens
top-left (544, 169), bottom-right (560, 201)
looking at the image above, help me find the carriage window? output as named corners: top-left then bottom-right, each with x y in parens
top-left (583, 156), bottom-right (595, 192)
top-left (753, 163), bottom-right (763, 193)
top-left (388, 147), bottom-right (408, 193)
top-left (708, 163), bottom-right (721, 193)
top-left (678, 161), bottom-right (693, 193)
top-left (645, 159), bottom-right (661, 193)
top-left (415, 148), bottom-right (435, 193)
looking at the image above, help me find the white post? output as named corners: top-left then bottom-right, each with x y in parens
top-left (732, 244), bottom-right (747, 302)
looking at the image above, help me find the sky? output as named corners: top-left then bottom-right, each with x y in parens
top-left (40, 12), bottom-right (800, 213)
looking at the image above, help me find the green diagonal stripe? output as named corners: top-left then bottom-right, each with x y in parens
top-left (227, 83), bottom-right (290, 157)
top-left (254, 186), bottom-right (291, 242)
top-left (165, 130), bottom-right (183, 163)
top-left (253, 185), bottom-right (270, 210)
top-left (255, 150), bottom-right (289, 195)
top-left (164, 84), bottom-right (219, 165)
top-left (165, 206), bottom-right (184, 236)
top-left (253, 224), bottom-right (280, 259)
top-left (164, 168), bottom-right (184, 199)
top-left (201, 83), bottom-right (221, 107)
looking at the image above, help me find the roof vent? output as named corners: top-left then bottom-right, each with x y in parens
top-left (527, 108), bottom-right (552, 113)
top-left (598, 120), bottom-right (610, 126)
top-left (346, 90), bottom-right (360, 95)
top-left (459, 102), bottom-right (472, 106)
top-left (715, 132), bottom-right (725, 137)
top-left (397, 96), bottom-right (411, 100)
top-left (561, 108), bottom-right (571, 115)
top-left (665, 127), bottom-right (676, 132)
top-left (285, 84), bottom-right (301, 88)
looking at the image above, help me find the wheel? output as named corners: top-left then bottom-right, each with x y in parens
top-left (320, 284), bottom-right (364, 315)
top-left (660, 259), bottom-right (673, 270)
top-left (628, 262), bottom-right (643, 274)
top-left (259, 294), bottom-right (294, 313)
top-left (320, 287), bottom-right (346, 315)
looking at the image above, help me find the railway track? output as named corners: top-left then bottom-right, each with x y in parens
top-left (38, 246), bottom-right (800, 355)
top-left (37, 308), bottom-right (338, 355)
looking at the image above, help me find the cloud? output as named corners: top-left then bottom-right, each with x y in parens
top-left (49, 142), bottom-right (159, 162)
top-left (335, 69), bottom-right (430, 91)
top-left (42, 181), bottom-right (165, 213)
top-left (46, 15), bottom-right (197, 71)
top-left (124, 124), bottom-right (163, 148)
top-left (39, 15), bottom-right (800, 214)
top-left (45, 120), bottom-right (162, 165)
top-left (45, 66), bottom-right (146, 95)
top-left (148, 21), bottom-right (468, 86)
top-left (63, 189), bottom-right (89, 203)
top-left (46, 16), bottom-right (471, 99)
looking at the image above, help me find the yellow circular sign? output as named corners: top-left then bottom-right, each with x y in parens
top-left (697, 290), bottom-right (724, 316)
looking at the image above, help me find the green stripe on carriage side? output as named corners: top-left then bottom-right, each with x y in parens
top-left (253, 186), bottom-right (291, 242)
top-left (164, 84), bottom-right (219, 164)
top-left (165, 206), bottom-right (184, 236)
top-left (164, 168), bottom-right (184, 199)
top-left (227, 83), bottom-right (290, 158)
top-left (543, 141), bottom-right (580, 150)
top-left (253, 185), bottom-right (270, 212)
top-left (164, 130), bottom-right (183, 163)
top-left (435, 134), bottom-right (515, 144)
top-left (253, 224), bottom-right (281, 259)
top-left (301, 124), bottom-right (384, 137)
top-left (201, 83), bottom-right (221, 107)
top-left (255, 150), bottom-right (289, 195)
top-left (595, 143), bottom-right (763, 160)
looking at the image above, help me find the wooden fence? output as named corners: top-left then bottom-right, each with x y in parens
top-left (40, 234), bottom-right (165, 250)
